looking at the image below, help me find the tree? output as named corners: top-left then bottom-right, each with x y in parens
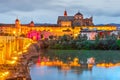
top-left (77, 34), bottom-right (88, 41)
top-left (49, 35), bottom-right (54, 40)
top-left (60, 34), bottom-right (72, 42)
top-left (118, 31), bottom-right (120, 39)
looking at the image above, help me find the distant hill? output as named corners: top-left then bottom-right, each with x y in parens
top-left (96, 23), bottom-right (120, 27)
top-left (109, 23), bottom-right (120, 27)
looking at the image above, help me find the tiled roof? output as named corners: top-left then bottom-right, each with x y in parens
top-left (34, 24), bottom-right (59, 27)
top-left (0, 23), bottom-right (59, 27)
top-left (0, 24), bottom-right (15, 27)
top-left (58, 16), bottom-right (74, 21)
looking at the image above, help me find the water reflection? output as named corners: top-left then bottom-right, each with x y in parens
top-left (30, 64), bottom-right (120, 80)
top-left (30, 49), bottom-right (120, 80)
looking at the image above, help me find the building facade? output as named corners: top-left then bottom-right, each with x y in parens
top-left (57, 10), bottom-right (93, 27)
top-left (0, 10), bottom-right (117, 40)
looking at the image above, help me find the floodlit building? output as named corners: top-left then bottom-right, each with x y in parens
top-left (0, 10), bottom-right (117, 40)
top-left (80, 30), bottom-right (113, 40)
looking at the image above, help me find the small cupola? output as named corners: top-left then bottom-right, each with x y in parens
top-left (29, 21), bottom-right (34, 27)
top-left (15, 18), bottom-right (21, 28)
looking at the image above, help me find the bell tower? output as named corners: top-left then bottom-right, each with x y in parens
top-left (15, 18), bottom-right (21, 36)
top-left (64, 10), bottom-right (67, 16)
top-left (15, 18), bottom-right (21, 28)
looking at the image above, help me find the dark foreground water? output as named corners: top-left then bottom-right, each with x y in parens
top-left (30, 65), bottom-right (120, 80)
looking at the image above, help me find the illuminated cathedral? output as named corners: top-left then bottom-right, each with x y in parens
top-left (58, 10), bottom-right (93, 27)
top-left (0, 10), bottom-right (117, 40)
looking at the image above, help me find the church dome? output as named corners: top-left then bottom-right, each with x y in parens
top-left (75, 12), bottom-right (83, 16)
top-left (15, 18), bottom-right (19, 22)
top-left (31, 21), bottom-right (34, 23)
top-left (30, 21), bottom-right (34, 26)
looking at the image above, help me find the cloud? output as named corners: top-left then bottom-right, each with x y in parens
top-left (0, 0), bottom-right (120, 16)
top-left (0, 0), bottom-right (120, 24)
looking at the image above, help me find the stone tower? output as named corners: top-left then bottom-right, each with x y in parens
top-left (15, 18), bottom-right (21, 28)
top-left (15, 18), bottom-right (21, 36)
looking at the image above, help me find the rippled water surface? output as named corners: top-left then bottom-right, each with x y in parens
top-left (30, 65), bottom-right (120, 80)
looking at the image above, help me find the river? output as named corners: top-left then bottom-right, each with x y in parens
top-left (28, 49), bottom-right (120, 80)
top-left (30, 64), bottom-right (120, 80)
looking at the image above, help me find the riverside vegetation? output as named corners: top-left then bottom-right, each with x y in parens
top-left (35, 32), bottom-right (120, 63)
top-left (39, 32), bottom-right (120, 50)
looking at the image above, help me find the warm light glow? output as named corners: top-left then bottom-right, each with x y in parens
top-left (18, 51), bottom-right (22, 55)
top-left (13, 31), bottom-right (16, 34)
top-left (0, 71), bottom-right (9, 78)
top-left (4, 72), bottom-right (9, 75)
top-left (23, 49), bottom-right (27, 53)
top-left (6, 60), bottom-right (16, 64)
top-left (11, 60), bottom-right (16, 64)
top-left (11, 57), bottom-right (18, 60)
top-left (74, 34), bottom-right (78, 37)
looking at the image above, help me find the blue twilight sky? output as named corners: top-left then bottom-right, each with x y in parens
top-left (0, 0), bottom-right (120, 25)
